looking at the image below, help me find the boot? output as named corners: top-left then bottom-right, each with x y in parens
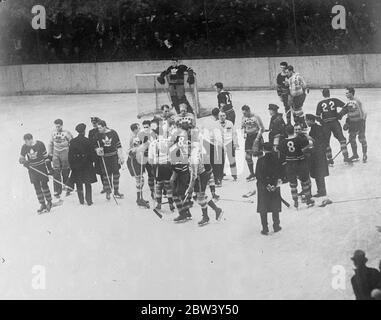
top-left (246, 173), bottom-right (255, 181)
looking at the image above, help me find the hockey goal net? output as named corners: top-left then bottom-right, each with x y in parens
top-left (135, 72), bottom-right (206, 118)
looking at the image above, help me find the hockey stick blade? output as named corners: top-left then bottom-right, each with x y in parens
top-left (153, 208), bottom-right (163, 219)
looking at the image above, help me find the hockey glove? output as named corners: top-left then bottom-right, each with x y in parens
top-left (157, 76), bottom-right (165, 85)
top-left (343, 123), bottom-right (349, 131)
top-left (187, 75), bottom-right (195, 85)
top-left (23, 161), bottom-right (30, 169)
top-left (96, 147), bottom-right (104, 156)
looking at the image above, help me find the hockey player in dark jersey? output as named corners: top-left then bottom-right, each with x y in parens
top-left (126, 123), bottom-right (150, 208)
top-left (268, 104), bottom-right (286, 150)
top-left (276, 62), bottom-right (291, 125)
top-left (94, 120), bottom-right (125, 200)
top-left (214, 82), bottom-right (236, 124)
top-left (316, 89), bottom-right (351, 165)
top-left (88, 116), bottom-right (107, 193)
top-left (157, 58), bottom-right (195, 114)
top-left (19, 134), bottom-right (53, 214)
top-left (279, 126), bottom-right (314, 209)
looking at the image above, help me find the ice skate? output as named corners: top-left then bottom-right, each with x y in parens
top-left (319, 199), bottom-right (333, 207)
top-left (198, 215), bottom-right (210, 226)
top-left (212, 193), bottom-right (220, 201)
top-left (137, 198), bottom-right (150, 208)
top-left (169, 203), bottom-right (175, 212)
top-left (114, 192), bottom-right (124, 199)
top-left (306, 198), bottom-right (315, 208)
top-left (246, 174), bottom-right (255, 182)
top-left (363, 154), bottom-right (368, 163)
top-left (294, 200), bottom-right (299, 209)
top-left (215, 207), bottom-right (223, 221)
top-left (106, 192), bottom-right (111, 200)
top-left (232, 175), bottom-right (238, 181)
top-left (154, 203), bottom-right (161, 211)
top-left (185, 210), bottom-right (192, 220)
top-left (174, 214), bottom-right (188, 223)
top-left (37, 203), bottom-right (47, 214)
top-left (46, 201), bottom-right (52, 212)
top-left (349, 154), bottom-right (359, 162)
top-left (328, 159), bottom-right (334, 167)
top-left (54, 192), bottom-right (61, 199)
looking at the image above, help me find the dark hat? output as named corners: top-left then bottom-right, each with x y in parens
top-left (262, 142), bottom-right (273, 152)
top-left (351, 250), bottom-right (367, 263)
top-left (268, 104), bottom-right (279, 111)
top-left (280, 61), bottom-right (288, 67)
top-left (75, 123), bottom-right (86, 133)
top-left (91, 116), bottom-right (100, 123)
top-left (305, 114), bottom-right (316, 121)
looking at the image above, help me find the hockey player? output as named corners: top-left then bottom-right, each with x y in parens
top-left (279, 125), bottom-right (314, 209)
top-left (19, 134), bottom-right (53, 214)
top-left (339, 87), bottom-right (368, 163)
top-left (94, 120), bottom-right (125, 200)
top-left (127, 123), bottom-right (150, 208)
top-left (218, 110), bottom-right (238, 181)
top-left (68, 123), bottom-right (97, 206)
top-left (88, 116), bottom-right (106, 193)
top-left (169, 122), bottom-right (193, 222)
top-left (268, 104), bottom-right (286, 150)
top-left (255, 142), bottom-right (282, 235)
top-left (286, 65), bottom-right (307, 128)
top-left (241, 105), bottom-right (265, 181)
top-left (48, 119), bottom-right (73, 198)
top-left (201, 108), bottom-right (224, 187)
top-left (148, 130), bottom-right (175, 212)
top-left (174, 103), bottom-right (196, 129)
top-left (187, 132), bottom-right (223, 226)
top-left (139, 120), bottom-right (156, 199)
top-left (305, 114), bottom-right (329, 198)
top-left (214, 82), bottom-right (236, 124)
top-left (276, 62), bottom-right (291, 125)
top-left (316, 88), bottom-right (351, 165)
top-left (157, 58), bottom-right (195, 114)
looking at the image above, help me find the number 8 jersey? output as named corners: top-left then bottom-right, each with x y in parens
top-left (280, 135), bottom-right (309, 161)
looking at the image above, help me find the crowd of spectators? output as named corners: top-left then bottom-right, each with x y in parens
top-left (0, 0), bottom-right (380, 65)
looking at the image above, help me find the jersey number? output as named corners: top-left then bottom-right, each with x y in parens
top-left (322, 101), bottom-right (335, 112)
top-left (287, 141), bottom-right (295, 153)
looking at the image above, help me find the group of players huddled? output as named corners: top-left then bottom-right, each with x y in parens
top-left (18, 59), bottom-right (368, 234)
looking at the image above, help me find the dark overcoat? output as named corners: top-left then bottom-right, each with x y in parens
top-left (255, 152), bottom-right (282, 213)
top-left (68, 134), bottom-right (97, 184)
top-left (309, 123), bottom-right (329, 179)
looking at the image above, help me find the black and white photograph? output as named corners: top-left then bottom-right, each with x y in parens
top-left (0, 0), bottom-right (381, 304)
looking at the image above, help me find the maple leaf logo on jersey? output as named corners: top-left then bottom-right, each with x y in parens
top-left (102, 136), bottom-right (112, 147)
top-left (28, 149), bottom-right (38, 160)
top-left (170, 68), bottom-right (178, 75)
top-left (54, 132), bottom-right (66, 143)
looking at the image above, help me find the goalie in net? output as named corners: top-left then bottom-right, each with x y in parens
top-left (135, 58), bottom-right (201, 118)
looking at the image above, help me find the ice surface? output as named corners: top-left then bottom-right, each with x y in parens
top-left (0, 89), bottom-right (380, 299)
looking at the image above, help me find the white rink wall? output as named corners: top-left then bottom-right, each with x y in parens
top-left (0, 54), bottom-right (380, 95)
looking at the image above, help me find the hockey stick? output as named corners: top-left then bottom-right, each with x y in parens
top-left (281, 196), bottom-right (291, 208)
top-left (332, 141), bottom-right (351, 161)
top-left (28, 165), bottom-right (76, 193)
top-left (220, 198), bottom-right (254, 204)
top-left (319, 196), bottom-right (381, 207)
top-left (97, 142), bottom-right (118, 205)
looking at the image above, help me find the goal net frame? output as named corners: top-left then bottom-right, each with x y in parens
top-left (135, 72), bottom-right (202, 118)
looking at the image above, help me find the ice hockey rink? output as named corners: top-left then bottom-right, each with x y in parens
top-left (0, 88), bottom-right (380, 299)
